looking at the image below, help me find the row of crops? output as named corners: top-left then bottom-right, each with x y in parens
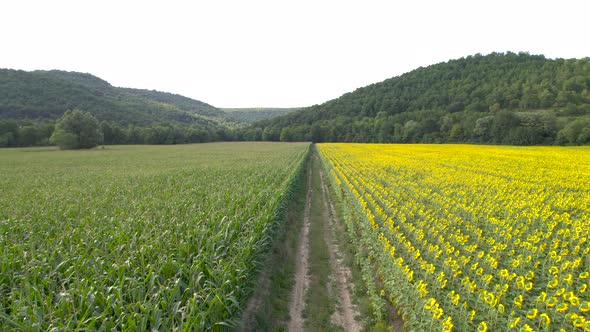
top-left (0, 142), bottom-right (309, 330)
top-left (318, 143), bottom-right (590, 331)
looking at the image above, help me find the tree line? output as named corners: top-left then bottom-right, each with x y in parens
top-left (243, 109), bottom-right (590, 145)
top-left (0, 111), bottom-right (231, 149)
top-left (2, 109), bottom-right (589, 148)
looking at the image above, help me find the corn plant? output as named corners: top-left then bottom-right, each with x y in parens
top-left (0, 142), bottom-right (309, 331)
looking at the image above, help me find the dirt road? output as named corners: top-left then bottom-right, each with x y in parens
top-left (287, 164), bottom-right (313, 332)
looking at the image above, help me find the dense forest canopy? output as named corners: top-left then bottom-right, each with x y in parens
top-left (0, 69), bottom-right (226, 125)
top-left (250, 52), bottom-right (590, 145)
top-left (222, 108), bottom-right (301, 123)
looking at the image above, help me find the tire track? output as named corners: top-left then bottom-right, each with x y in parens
top-left (287, 165), bottom-right (312, 332)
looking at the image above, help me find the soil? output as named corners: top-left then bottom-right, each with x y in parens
top-left (287, 165), bottom-right (313, 332)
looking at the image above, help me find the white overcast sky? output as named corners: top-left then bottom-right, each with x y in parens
top-left (2, 0), bottom-right (590, 108)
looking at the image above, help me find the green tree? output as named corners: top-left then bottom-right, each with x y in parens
top-left (449, 123), bottom-right (465, 142)
top-left (279, 128), bottom-right (292, 142)
top-left (49, 130), bottom-right (78, 149)
top-left (0, 120), bottom-right (19, 147)
top-left (18, 125), bottom-right (40, 147)
top-left (262, 126), bottom-right (280, 141)
top-left (490, 110), bottom-right (520, 143)
top-left (50, 109), bottom-right (101, 149)
top-left (473, 116), bottom-right (494, 142)
top-left (556, 117), bottom-right (590, 144)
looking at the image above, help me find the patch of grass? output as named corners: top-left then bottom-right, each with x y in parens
top-left (303, 153), bottom-right (341, 331)
top-left (18, 147), bottom-right (59, 152)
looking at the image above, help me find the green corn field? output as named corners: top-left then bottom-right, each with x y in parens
top-left (0, 142), bottom-right (309, 330)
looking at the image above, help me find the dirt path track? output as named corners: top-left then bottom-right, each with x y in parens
top-left (287, 165), bottom-right (312, 332)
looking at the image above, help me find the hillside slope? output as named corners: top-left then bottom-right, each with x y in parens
top-left (253, 52), bottom-right (590, 145)
top-left (222, 108), bottom-right (301, 123)
top-left (0, 69), bottom-right (226, 126)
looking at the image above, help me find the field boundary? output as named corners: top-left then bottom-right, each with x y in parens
top-left (238, 145), bottom-right (311, 331)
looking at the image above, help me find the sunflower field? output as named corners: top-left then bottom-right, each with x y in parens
top-left (318, 143), bottom-right (590, 331)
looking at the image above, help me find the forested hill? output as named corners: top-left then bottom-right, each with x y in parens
top-left (222, 107), bottom-right (301, 123)
top-left (0, 69), bottom-right (225, 126)
top-left (250, 52), bottom-right (590, 145)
